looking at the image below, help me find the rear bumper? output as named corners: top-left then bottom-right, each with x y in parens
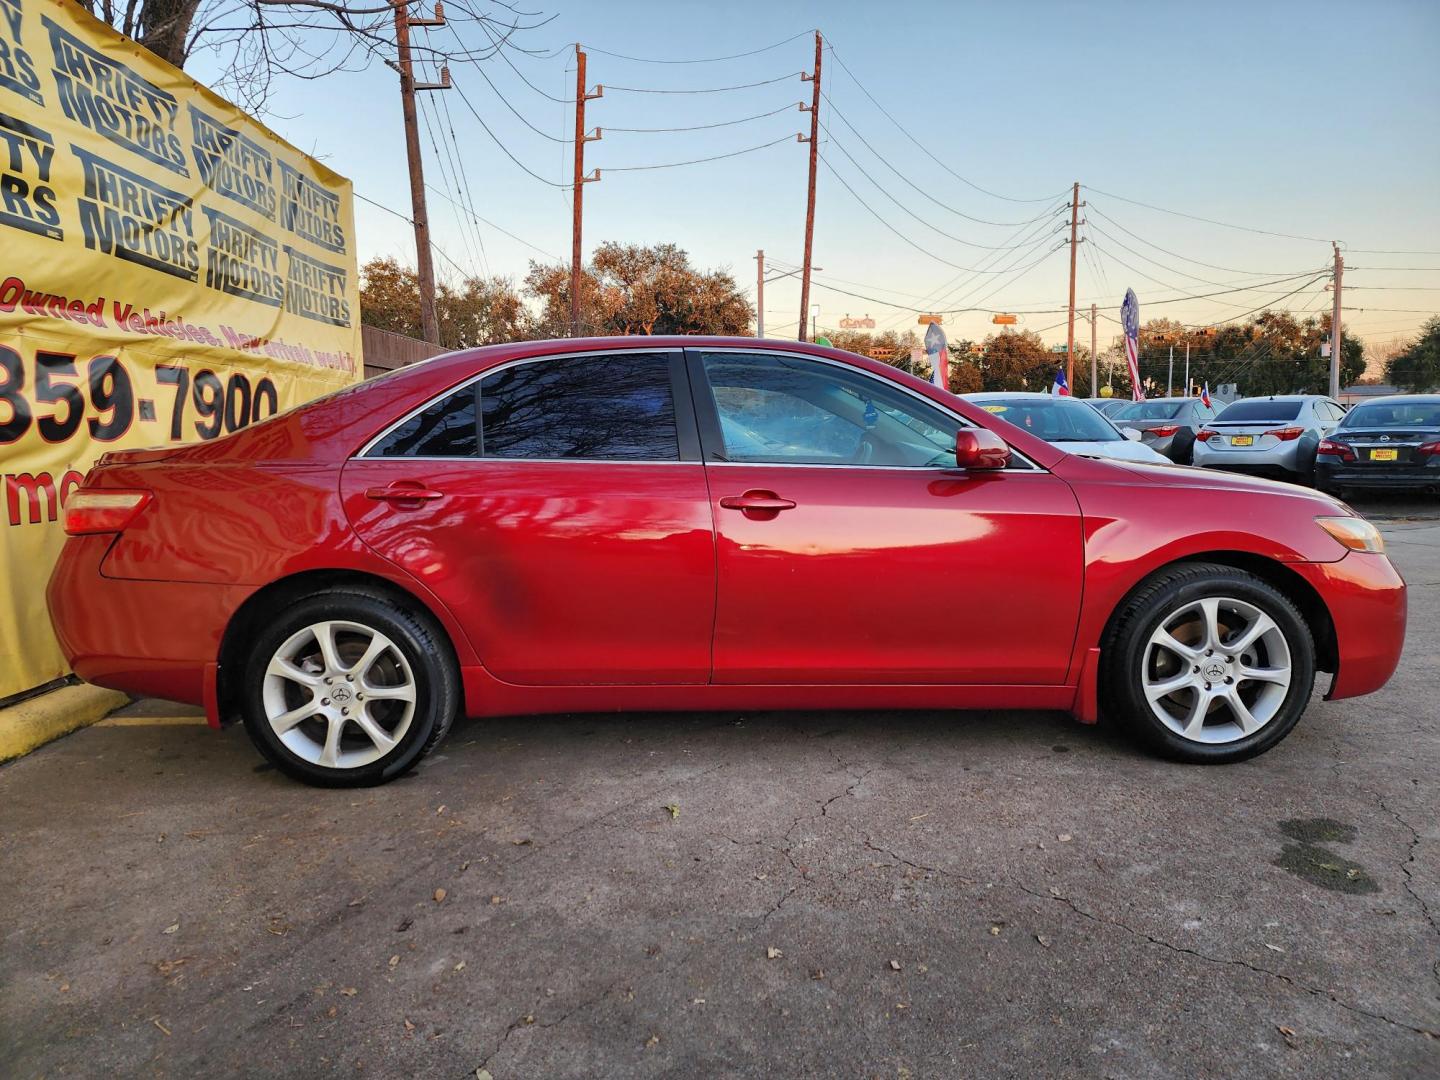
top-left (1294, 552), bottom-right (1407, 700)
top-left (1194, 443), bottom-right (1302, 473)
top-left (1315, 461), bottom-right (1440, 490)
top-left (46, 535), bottom-right (247, 711)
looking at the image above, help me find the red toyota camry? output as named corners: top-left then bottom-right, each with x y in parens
top-left (48, 338), bottom-right (1406, 787)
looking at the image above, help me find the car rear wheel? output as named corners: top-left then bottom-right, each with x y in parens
top-left (239, 590), bottom-right (459, 787)
top-left (1101, 563), bottom-right (1316, 763)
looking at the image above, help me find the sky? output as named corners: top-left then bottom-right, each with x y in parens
top-left (191, 0), bottom-right (1440, 355)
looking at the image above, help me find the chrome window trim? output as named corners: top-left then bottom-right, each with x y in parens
top-left (691, 345), bottom-right (1041, 471)
top-left (355, 347), bottom-right (679, 461)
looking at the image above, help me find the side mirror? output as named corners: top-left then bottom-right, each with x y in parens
top-left (954, 428), bottom-right (1010, 470)
top-left (1123, 427), bottom-right (1142, 442)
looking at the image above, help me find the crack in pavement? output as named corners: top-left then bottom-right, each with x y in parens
top-left (1367, 788), bottom-right (1440, 996)
top-left (1016, 883), bottom-right (1440, 1039)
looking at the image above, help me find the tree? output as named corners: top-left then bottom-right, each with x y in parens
top-left (85, 1), bottom-right (552, 113)
top-left (1385, 317), bottom-right (1440, 392)
top-left (977, 330), bottom-right (1057, 392)
top-left (524, 243), bottom-right (753, 338)
top-left (359, 256), bottom-right (529, 349)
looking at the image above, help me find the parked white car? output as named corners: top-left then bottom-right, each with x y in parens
top-left (964, 392), bottom-right (1171, 464)
top-left (1193, 395), bottom-right (1346, 483)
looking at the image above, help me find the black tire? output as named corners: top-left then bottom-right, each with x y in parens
top-left (239, 589), bottom-right (459, 787)
top-left (1172, 429), bottom-right (1197, 465)
top-left (1100, 562), bottom-right (1316, 764)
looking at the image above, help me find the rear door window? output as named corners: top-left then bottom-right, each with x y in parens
top-left (370, 386), bottom-right (479, 458)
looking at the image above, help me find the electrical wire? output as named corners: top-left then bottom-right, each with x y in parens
top-left (605, 102), bottom-right (804, 133)
top-left (602, 72), bottom-right (802, 94)
top-left (453, 23), bottom-right (570, 142)
top-left (1082, 186), bottom-right (1332, 245)
top-left (450, 77), bottom-right (570, 187)
top-left (602, 133), bottom-right (800, 172)
top-left (581, 30), bottom-right (816, 64)
top-left (353, 190), bottom-right (470, 280)
top-left (423, 183), bottom-right (561, 259)
top-left (1086, 203), bottom-right (1323, 277)
top-left (824, 43), bottom-right (1066, 205)
top-left (820, 93), bottom-right (1059, 228)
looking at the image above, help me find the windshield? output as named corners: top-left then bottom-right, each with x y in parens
top-left (977, 397), bottom-right (1122, 442)
top-left (1214, 400), bottom-right (1302, 423)
top-left (1340, 401), bottom-right (1440, 429)
top-left (1116, 401), bottom-right (1185, 421)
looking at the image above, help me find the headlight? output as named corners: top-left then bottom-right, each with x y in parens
top-left (1316, 516), bottom-right (1385, 554)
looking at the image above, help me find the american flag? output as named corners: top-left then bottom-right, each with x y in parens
top-left (1121, 288), bottom-right (1145, 401)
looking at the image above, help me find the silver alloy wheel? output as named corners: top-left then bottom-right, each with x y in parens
top-left (1141, 596), bottom-right (1292, 745)
top-left (261, 620), bottom-right (417, 769)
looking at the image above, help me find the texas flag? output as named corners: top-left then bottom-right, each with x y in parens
top-left (1051, 368), bottom-right (1070, 397)
top-left (1201, 381), bottom-right (1212, 408)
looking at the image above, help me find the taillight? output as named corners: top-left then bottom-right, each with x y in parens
top-left (1316, 438), bottom-right (1356, 462)
top-left (1149, 425), bottom-right (1180, 437)
top-left (63, 490), bottom-right (152, 535)
top-left (1195, 429), bottom-right (1217, 442)
top-left (1419, 440), bottom-right (1440, 460)
top-left (1265, 426), bottom-right (1304, 441)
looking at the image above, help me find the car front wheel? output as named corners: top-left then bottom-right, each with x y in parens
top-left (1101, 563), bottom-right (1316, 763)
top-left (239, 590), bottom-right (459, 787)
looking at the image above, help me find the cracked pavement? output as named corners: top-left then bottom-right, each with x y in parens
top-left (2, 495), bottom-right (1438, 1078)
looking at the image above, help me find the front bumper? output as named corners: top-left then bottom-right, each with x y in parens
top-left (1293, 552), bottom-right (1407, 700)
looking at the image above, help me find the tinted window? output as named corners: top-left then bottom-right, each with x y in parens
top-left (480, 353), bottom-right (678, 460)
top-left (1115, 400), bottom-right (1185, 421)
top-left (1214, 400), bottom-right (1303, 423)
top-left (701, 353), bottom-right (960, 467)
top-left (371, 386), bottom-right (479, 457)
top-left (977, 397), bottom-right (1123, 442)
top-left (1341, 401), bottom-right (1440, 428)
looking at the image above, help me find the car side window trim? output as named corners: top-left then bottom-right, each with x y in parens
top-left (683, 346), bottom-right (1038, 471)
top-left (356, 347), bottom-right (701, 463)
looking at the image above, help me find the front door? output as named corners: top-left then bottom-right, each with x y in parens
top-left (690, 350), bottom-right (1084, 685)
top-left (342, 349), bottom-right (715, 685)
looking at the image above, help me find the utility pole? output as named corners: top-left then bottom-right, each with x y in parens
top-left (797, 31), bottom-right (822, 342)
top-left (1167, 344), bottom-right (1174, 397)
top-left (1329, 242), bottom-right (1344, 398)
top-left (570, 46), bottom-right (602, 337)
top-left (755, 249), bottom-right (765, 337)
top-left (1090, 302), bottom-right (1097, 397)
top-left (1065, 181), bottom-right (1081, 389)
top-left (392, 0), bottom-right (450, 345)
top-left (1184, 341), bottom-right (1191, 397)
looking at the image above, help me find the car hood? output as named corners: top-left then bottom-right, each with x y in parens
top-left (1055, 440), bottom-right (1171, 465)
top-left (1089, 456), bottom-right (1349, 505)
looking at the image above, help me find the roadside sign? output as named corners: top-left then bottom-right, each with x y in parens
top-left (918, 314), bottom-right (943, 325)
top-left (840, 316), bottom-right (876, 329)
top-left (992, 313), bottom-right (1017, 325)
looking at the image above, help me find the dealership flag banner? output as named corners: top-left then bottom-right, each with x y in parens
top-left (924, 321), bottom-right (948, 390)
top-left (1121, 288), bottom-right (1144, 401)
top-left (0, 0), bottom-right (361, 698)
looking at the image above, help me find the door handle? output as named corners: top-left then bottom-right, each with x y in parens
top-left (720, 490), bottom-right (796, 519)
top-left (365, 483), bottom-right (444, 504)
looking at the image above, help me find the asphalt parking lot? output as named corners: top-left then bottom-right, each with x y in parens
top-left (3, 493), bottom-right (1438, 1079)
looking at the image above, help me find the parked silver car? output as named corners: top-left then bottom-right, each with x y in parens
top-left (1111, 397), bottom-right (1218, 464)
top-left (1193, 395), bottom-right (1346, 482)
top-left (1080, 397), bottom-right (1133, 420)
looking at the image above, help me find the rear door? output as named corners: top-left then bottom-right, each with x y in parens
top-left (689, 349), bottom-right (1084, 686)
top-left (341, 349), bottom-right (716, 685)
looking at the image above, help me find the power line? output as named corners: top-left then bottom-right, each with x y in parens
top-left (450, 76), bottom-right (570, 186)
top-left (581, 30), bottom-right (816, 64)
top-left (824, 43), bottom-right (1066, 205)
top-left (820, 120), bottom-right (1064, 249)
top-left (423, 183), bottom-right (561, 259)
top-left (603, 72), bottom-right (802, 94)
top-left (602, 133), bottom-right (800, 172)
top-left (820, 93), bottom-right (1059, 228)
top-left (1082, 185), bottom-right (1332, 245)
top-left (353, 190), bottom-right (470, 280)
top-left (453, 23), bottom-right (570, 142)
top-left (605, 102), bottom-right (804, 133)
top-left (1086, 203), bottom-right (1312, 278)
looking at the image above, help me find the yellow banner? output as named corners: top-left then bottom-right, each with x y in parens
top-left (1, 0), bottom-right (361, 698)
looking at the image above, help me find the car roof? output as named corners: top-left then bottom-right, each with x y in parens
top-left (1346, 393), bottom-right (1440, 404)
top-left (966, 391), bottom-right (1081, 401)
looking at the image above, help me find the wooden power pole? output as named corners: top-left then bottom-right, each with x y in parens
top-left (392, 1), bottom-right (449, 345)
top-left (797, 32), bottom-right (822, 342)
top-left (569, 47), bottom-right (602, 337)
top-left (755, 249), bottom-right (765, 337)
top-left (1090, 302), bottom-right (1097, 397)
top-left (1329, 242), bottom-right (1344, 398)
top-left (1065, 181), bottom-right (1080, 389)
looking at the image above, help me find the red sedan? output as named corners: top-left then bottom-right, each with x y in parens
top-left (48, 338), bottom-right (1406, 786)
